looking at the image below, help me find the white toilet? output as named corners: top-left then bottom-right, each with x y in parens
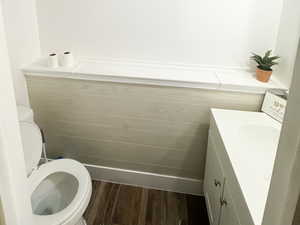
top-left (18, 106), bottom-right (92, 225)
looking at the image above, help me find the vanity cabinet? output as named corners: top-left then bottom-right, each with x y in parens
top-left (204, 136), bottom-right (241, 225)
top-left (219, 185), bottom-right (240, 225)
top-left (204, 109), bottom-right (280, 225)
top-left (204, 138), bottom-right (225, 225)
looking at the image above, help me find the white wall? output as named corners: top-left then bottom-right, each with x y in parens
top-left (36, 0), bottom-right (283, 69)
top-left (273, 0), bottom-right (300, 88)
top-left (1, 0), bottom-right (40, 106)
top-left (0, 3), bottom-right (34, 224)
top-left (262, 40), bottom-right (300, 225)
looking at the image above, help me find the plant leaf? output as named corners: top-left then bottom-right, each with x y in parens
top-left (269, 56), bottom-right (280, 61)
top-left (263, 50), bottom-right (272, 61)
top-left (251, 50), bottom-right (279, 69)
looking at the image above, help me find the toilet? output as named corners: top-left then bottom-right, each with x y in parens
top-left (18, 106), bottom-right (92, 225)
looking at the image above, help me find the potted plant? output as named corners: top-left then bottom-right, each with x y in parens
top-left (250, 50), bottom-right (280, 82)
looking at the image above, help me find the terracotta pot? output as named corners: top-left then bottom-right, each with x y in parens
top-left (256, 67), bottom-right (272, 83)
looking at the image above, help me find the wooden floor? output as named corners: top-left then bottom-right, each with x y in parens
top-left (84, 180), bottom-right (209, 225)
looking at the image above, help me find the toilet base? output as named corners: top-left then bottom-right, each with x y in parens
top-left (76, 217), bottom-right (87, 225)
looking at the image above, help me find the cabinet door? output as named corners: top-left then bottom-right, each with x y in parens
top-left (204, 137), bottom-right (225, 225)
top-left (219, 185), bottom-right (241, 225)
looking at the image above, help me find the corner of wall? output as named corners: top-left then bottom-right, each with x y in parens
top-left (273, 0), bottom-right (300, 89)
top-left (1, 0), bottom-right (41, 106)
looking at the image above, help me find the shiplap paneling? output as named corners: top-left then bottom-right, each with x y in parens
top-left (26, 76), bottom-right (263, 179)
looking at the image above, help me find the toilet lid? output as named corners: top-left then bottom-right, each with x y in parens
top-left (20, 122), bottom-right (43, 175)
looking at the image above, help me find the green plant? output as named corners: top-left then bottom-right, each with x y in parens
top-left (250, 50), bottom-right (280, 71)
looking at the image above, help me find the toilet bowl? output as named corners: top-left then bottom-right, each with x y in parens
top-left (30, 159), bottom-right (92, 225)
top-left (19, 117), bottom-right (92, 225)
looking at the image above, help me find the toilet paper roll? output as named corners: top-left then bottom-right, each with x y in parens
top-left (60, 51), bottom-right (75, 67)
top-left (48, 53), bottom-right (59, 68)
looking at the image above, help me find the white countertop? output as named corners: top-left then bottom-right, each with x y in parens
top-left (211, 109), bottom-right (282, 225)
top-left (22, 57), bottom-right (286, 94)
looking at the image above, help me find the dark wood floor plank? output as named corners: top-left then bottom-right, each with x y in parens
top-left (146, 190), bottom-right (165, 225)
top-left (137, 188), bottom-right (149, 225)
top-left (84, 181), bottom-right (102, 225)
top-left (111, 185), bottom-right (144, 225)
top-left (84, 180), bottom-right (209, 225)
top-left (165, 192), bottom-right (188, 225)
top-left (98, 182), bottom-right (121, 225)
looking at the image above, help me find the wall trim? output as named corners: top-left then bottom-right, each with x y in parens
top-left (85, 163), bottom-right (203, 196)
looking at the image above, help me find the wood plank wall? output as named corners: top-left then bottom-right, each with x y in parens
top-left (26, 76), bottom-right (263, 180)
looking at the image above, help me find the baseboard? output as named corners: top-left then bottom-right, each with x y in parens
top-left (85, 163), bottom-right (203, 196)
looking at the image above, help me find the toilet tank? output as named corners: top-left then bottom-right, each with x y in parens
top-left (17, 105), bottom-right (34, 122)
top-left (20, 122), bottom-right (43, 175)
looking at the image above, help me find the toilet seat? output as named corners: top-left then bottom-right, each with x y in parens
top-left (29, 159), bottom-right (92, 225)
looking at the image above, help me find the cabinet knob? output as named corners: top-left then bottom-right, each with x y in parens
top-left (214, 179), bottom-right (221, 187)
top-left (220, 198), bottom-right (228, 206)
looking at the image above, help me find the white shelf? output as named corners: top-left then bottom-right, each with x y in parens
top-left (22, 58), bottom-right (287, 94)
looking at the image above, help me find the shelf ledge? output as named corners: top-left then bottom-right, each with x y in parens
top-left (22, 58), bottom-right (287, 94)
